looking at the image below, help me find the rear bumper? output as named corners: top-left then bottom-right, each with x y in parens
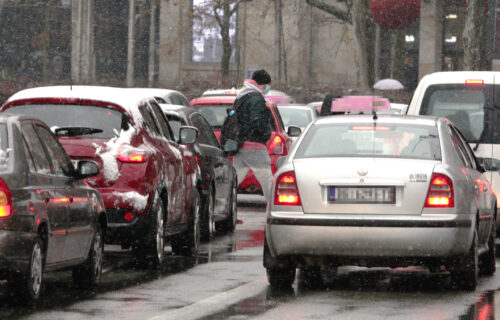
top-left (0, 230), bottom-right (34, 277)
top-left (266, 212), bottom-right (473, 261)
top-left (105, 209), bottom-right (151, 245)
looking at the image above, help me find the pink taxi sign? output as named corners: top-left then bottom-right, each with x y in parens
top-left (265, 95), bottom-right (291, 104)
top-left (316, 96), bottom-right (391, 113)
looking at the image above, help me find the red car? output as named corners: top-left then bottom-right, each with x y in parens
top-left (2, 86), bottom-right (202, 267)
top-left (189, 95), bottom-right (293, 194)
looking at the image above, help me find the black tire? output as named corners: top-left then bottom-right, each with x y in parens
top-left (200, 186), bottom-right (215, 242)
top-left (136, 196), bottom-right (166, 268)
top-left (73, 225), bottom-right (104, 288)
top-left (217, 179), bottom-right (237, 233)
top-left (8, 237), bottom-right (44, 303)
top-left (301, 267), bottom-right (324, 289)
top-left (171, 190), bottom-right (200, 256)
top-left (480, 218), bottom-right (496, 276)
top-left (267, 266), bottom-right (296, 289)
top-left (450, 228), bottom-right (478, 290)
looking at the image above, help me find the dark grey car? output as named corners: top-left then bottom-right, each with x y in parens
top-left (0, 114), bottom-right (106, 302)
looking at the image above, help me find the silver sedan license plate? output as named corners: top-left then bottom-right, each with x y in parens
top-left (328, 186), bottom-right (395, 204)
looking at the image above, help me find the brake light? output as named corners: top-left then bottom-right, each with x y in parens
top-left (425, 173), bottom-right (454, 208)
top-left (270, 135), bottom-right (284, 155)
top-left (274, 171), bottom-right (301, 205)
top-left (0, 178), bottom-right (11, 217)
top-left (465, 79), bottom-right (484, 86)
top-left (118, 145), bottom-right (148, 163)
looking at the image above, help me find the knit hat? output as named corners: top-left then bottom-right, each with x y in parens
top-left (251, 69), bottom-right (271, 85)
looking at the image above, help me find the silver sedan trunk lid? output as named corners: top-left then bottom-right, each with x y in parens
top-left (293, 157), bottom-right (439, 215)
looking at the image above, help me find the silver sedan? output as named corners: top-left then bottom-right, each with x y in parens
top-left (264, 115), bottom-right (496, 290)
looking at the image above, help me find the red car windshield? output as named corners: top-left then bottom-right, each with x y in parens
top-left (7, 104), bottom-right (130, 139)
top-left (192, 105), bottom-right (231, 128)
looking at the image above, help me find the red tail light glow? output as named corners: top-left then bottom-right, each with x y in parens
top-left (425, 173), bottom-right (454, 208)
top-left (274, 171), bottom-right (301, 205)
top-left (465, 79), bottom-right (484, 86)
top-left (118, 145), bottom-right (148, 163)
top-left (270, 135), bottom-right (285, 155)
top-left (0, 178), bottom-right (11, 217)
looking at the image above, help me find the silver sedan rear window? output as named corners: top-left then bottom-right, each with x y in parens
top-left (295, 123), bottom-right (441, 160)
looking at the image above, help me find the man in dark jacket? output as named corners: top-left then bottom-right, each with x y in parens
top-left (233, 69), bottom-right (274, 201)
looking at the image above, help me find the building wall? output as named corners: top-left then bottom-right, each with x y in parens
top-left (157, 0), bottom-right (360, 94)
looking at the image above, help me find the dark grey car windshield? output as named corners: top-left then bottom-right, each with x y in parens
top-left (295, 123), bottom-right (441, 160)
top-left (7, 104), bottom-right (128, 139)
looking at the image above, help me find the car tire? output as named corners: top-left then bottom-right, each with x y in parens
top-left (479, 218), bottom-right (496, 276)
top-left (267, 266), bottom-right (296, 288)
top-left (217, 179), bottom-right (237, 233)
top-left (133, 196), bottom-right (165, 268)
top-left (72, 224), bottom-right (104, 288)
top-left (200, 186), bottom-right (215, 242)
top-left (171, 189), bottom-right (200, 256)
top-left (8, 237), bottom-right (44, 303)
top-left (450, 228), bottom-right (478, 290)
top-left (301, 267), bottom-right (323, 289)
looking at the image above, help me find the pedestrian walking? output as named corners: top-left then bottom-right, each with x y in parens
top-left (232, 69), bottom-right (274, 202)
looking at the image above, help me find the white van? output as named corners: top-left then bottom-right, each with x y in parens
top-left (407, 71), bottom-right (500, 229)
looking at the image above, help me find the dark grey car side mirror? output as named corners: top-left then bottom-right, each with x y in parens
top-left (287, 126), bottom-right (302, 137)
top-left (478, 157), bottom-right (500, 171)
top-left (75, 160), bottom-right (100, 179)
top-left (179, 126), bottom-right (198, 145)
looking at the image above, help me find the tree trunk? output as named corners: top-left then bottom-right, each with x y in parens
top-left (390, 29), bottom-right (405, 81)
top-left (127, 0), bottom-right (136, 87)
top-left (220, 2), bottom-right (232, 82)
top-left (352, 0), bottom-right (369, 91)
top-left (148, 0), bottom-right (157, 87)
top-left (463, 0), bottom-right (485, 70)
top-left (274, 0), bottom-right (282, 84)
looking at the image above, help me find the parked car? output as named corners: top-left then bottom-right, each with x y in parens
top-left (159, 104), bottom-right (238, 240)
top-left (189, 95), bottom-right (294, 194)
top-left (0, 114), bottom-right (106, 302)
top-left (265, 114), bottom-right (496, 291)
top-left (128, 87), bottom-right (190, 106)
top-left (2, 86), bottom-right (201, 268)
top-left (406, 71), bottom-right (500, 234)
top-left (277, 104), bottom-right (316, 142)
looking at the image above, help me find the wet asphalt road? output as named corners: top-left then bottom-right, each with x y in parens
top-left (0, 195), bottom-right (500, 319)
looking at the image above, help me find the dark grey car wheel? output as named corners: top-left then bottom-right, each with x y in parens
top-left (217, 179), bottom-right (237, 233)
top-left (201, 186), bottom-right (215, 241)
top-left (73, 225), bottom-right (104, 288)
top-left (9, 237), bottom-right (43, 303)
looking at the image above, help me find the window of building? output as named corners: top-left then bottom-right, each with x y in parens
top-left (191, 0), bottom-right (237, 63)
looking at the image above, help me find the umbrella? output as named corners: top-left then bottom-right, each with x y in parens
top-left (373, 78), bottom-right (404, 90)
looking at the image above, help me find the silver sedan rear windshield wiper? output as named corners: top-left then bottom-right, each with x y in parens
top-left (54, 127), bottom-right (104, 137)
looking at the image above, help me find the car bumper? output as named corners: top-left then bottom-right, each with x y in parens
top-left (266, 212), bottom-right (473, 259)
top-left (105, 208), bottom-right (152, 245)
top-left (0, 230), bottom-right (34, 276)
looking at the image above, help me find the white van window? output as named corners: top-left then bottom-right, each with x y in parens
top-left (420, 85), bottom-right (489, 143)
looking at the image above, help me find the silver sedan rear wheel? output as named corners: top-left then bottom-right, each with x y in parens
top-left (450, 228), bottom-right (478, 290)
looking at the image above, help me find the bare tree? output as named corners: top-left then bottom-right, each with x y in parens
top-left (462, 0), bottom-right (486, 70)
top-left (192, 0), bottom-right (249, 82)
top-left (305, 0), bottom-right (371, 90)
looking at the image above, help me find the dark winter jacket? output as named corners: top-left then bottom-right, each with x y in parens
top-left (236, 94), bottom-right (272, 145)
top-left (235, 81), bottom-right (273, 145)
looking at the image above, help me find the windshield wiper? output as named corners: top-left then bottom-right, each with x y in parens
top-left (55, 127), bottom-right (104, 137)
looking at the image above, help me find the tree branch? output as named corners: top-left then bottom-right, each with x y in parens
top-left (305, 0), bottom-right (351, 24)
